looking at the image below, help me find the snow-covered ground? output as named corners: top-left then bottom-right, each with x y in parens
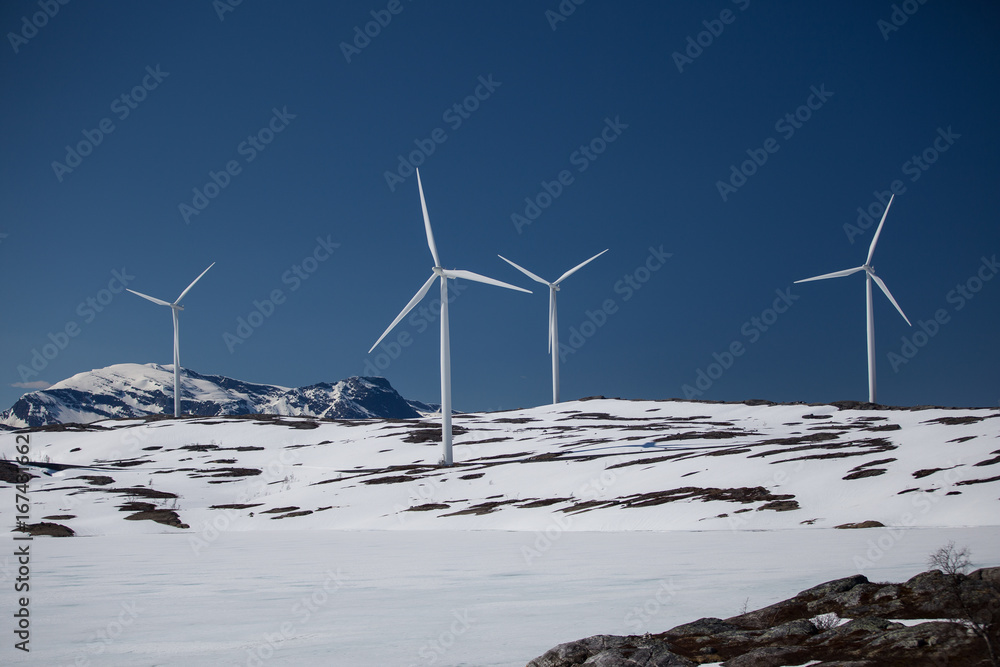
top-left (1, 398), bottom-right (997, 664)
top-left (6, 528), bottom-right (999, 666)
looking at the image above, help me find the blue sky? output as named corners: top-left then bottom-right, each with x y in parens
top-left (2, 1), bottom-right (998, 412)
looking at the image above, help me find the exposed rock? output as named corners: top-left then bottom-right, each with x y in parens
top-left (525, 635), bottom-right (695, 667)
top-left (526, 568), bottom-right (1000, 666)
top-left (834, 521), bottom-right (885, 529)
top-left (14, 522), bottom-right (74, 537)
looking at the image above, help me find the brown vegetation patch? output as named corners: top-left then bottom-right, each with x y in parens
top-left (181, 444), bottom-right (220, 452)
top-left (14, 522), bottom-right (74, 537)
top-left (119, 502), bottom-right (188, 529)
top-left (974, 451), bottom-right (1000, 467)
top-left (73, 475), bottom-right (114, 486)
top-left (440, 499), bottom-right (520, 516)
top-left (404, 503), bottom-right (451, 512)
top-left (403, 425), bottom-right (468, 443)
top-left (0, 462), bottom-right (32, 484)
top-left (843, 468), bottom-right (887, 480)
top-left (955, 474), bottom-right (1000, 486)
top-left (110, 487), bottom-right (178, 499)
top-left (758, 499), bottom-right (800, 512)
top-left (260, 506), bottom-right (299, 514)
top-left (835, 520), bottom-right (885, 529)
top-left (190, 467), bottom-right (262, 478)
top-left (519, 498), bottom-right (572, 508)
top-left (209, 503), bottom-right (263, 510)
top-left (360, 475), bottom-right (412, 485)
top-left (270, 510), bottom-right (313, 519)
top-left (923, 415), bottom-right (989, 426)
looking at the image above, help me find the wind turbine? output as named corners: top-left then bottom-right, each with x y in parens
top-left (498, 249), bottom-right (608, 404)
top-left (795, 194), bottom-right (910, 403)
top-left (368, 169), bottom-right (530, 466)
top-left (127, 263), bottom-right (215, 418)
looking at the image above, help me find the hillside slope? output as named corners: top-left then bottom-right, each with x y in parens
top-left (2, 398), bottom-right (997, 537)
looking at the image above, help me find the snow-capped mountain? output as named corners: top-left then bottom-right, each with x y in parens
top-left (0, 363), bottom-right (420, 429)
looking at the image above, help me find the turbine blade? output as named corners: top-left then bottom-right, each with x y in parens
top-left (794, 266), bottom-right (865, 283)
top-left (871, 272), bottom-right (911, 326)
top-left (368, 273), bottom-right (438, 353)
top-left (866, 194), bottom-right (894, 266)
top-left (498, 255), bottom-right (551, 286)
top-left (554, 249), bottom-right (609, 285)
top-left (127, 289), bottom-right (172, 307)
top-left (175, 262), bottom-right (215, 304)
top-left (441, 269), bottom-right (532, 293)
top-left (416, 169), bottom-right (441, 268)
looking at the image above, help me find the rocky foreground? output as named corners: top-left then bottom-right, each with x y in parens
top-left (527, 566), bottom-right (1000, 666)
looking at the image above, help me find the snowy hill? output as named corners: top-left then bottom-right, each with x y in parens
top-left (0, 363), bottom-right (420, 429)
top-left (3, 398), bottom-right (998, 537)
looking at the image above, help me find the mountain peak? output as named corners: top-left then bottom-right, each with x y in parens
top-left (0, 363), bottom-right (419, 429)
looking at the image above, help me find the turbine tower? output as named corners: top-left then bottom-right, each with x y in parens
top-left (368, 169), bottom-right (530, 466)
top-left (128, 263), bottom-right (215, 418)
top-left (795, 194), bottom-right (910, 403)
top-left (498, 249), bottom-right (608, 404)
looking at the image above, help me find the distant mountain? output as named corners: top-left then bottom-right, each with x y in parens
top-left (0, 363), bottom-right (421, 429)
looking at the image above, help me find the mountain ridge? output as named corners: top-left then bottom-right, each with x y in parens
top-left (0, 363), bottom-right (422, 429)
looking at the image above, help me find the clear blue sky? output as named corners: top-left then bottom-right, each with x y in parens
top-left (2, 1), bottom-right (998, 412)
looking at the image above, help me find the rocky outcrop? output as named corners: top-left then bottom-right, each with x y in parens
top-left (527, 568), bottom-right (1000, 666)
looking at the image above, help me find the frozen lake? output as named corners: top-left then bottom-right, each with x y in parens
top-left (8, 526), bottom-right (999, 666)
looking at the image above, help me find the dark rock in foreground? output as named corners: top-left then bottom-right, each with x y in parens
top-left (527, 567), bottom-right (1000, 666)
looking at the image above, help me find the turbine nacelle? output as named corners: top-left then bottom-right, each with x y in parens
top-left (794, 192), bottom-right (910, 403)
top-left (368, 169), bottom-right (531, 465)
top-left (127, 262), bottom-right (215, 418)
top-left (498, 249), bottom-right (609, 404)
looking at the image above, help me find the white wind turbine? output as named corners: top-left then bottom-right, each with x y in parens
top-left (795, 194), bottom-right (910, 403)
top-left (498, 249), bottom-right (608, 404)
top-left (368, 169), bottom-right (531, 466)
top-left (127, 263), bottom-right (215, 418)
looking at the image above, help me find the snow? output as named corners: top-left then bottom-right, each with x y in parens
top-left (5, 528), bottom-right (998, 666)
top-left (1, 397), bottom-right (998, 664)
